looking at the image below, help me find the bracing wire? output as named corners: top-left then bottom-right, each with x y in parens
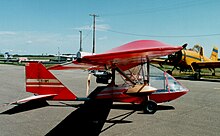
top-left (106, 29), bottom-right (220, 38)
top-left (101, 0), bottom-right (211, 17)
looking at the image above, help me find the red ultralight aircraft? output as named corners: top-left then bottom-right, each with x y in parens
top-left (13, 40), bottom-right (189, 114)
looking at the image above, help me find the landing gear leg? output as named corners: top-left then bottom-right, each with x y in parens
top-left (142, 100), bottom-right (157, 114)
top-left (212, 68), bottom-right (215, 76)
top-left (191, 65), bottom-right (201, 80)
top-left (194, 69), bottom-right (201, 80)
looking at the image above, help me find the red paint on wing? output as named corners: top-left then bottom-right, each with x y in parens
top-left (78, 40), bottom-right (182, 70)
top-left (105, 40), bottom-right (177, 54)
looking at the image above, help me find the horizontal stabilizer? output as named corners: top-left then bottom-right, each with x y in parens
top-left (12, 94), bottom-right (58, 104)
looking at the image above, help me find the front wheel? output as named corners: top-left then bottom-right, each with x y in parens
top-left (142, 100), bottom-right (157, 114)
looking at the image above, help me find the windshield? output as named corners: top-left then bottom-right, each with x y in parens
top-left (114, 64), bottom-right (187, 93)
top-left (150, 64), bottom-right (187, 93)
top-left (149, 65), bottom-right (166, 92)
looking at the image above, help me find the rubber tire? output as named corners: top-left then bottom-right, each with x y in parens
top-left (194, 73), bottom-right (200, 80)
top-left (143, 100), bottom-right (157, 114)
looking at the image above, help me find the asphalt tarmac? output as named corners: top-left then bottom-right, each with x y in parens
top-left (0, 64), bottom-right (220, 136)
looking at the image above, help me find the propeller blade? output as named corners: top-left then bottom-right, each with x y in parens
top-left (86, 73), bottom-right (92, 96)
top-left (182, 43), bottom-right (187, 49)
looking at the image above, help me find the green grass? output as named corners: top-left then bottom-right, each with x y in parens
top-left (152, 64), bottom-right (220, 79)
top-left (27, 56), bottom-right (55, 60)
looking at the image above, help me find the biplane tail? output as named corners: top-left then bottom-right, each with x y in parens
top-left (14, 62), bottom-right (77, 104)
top-left (210, 47), bottom-right (218, 61)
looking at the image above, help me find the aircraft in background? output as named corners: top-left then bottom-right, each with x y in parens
top-left (11, 40), bottom-right (189, 114)
top-left (0, 52), bottom-right (54, 64)
top-left (4, 52), bottom-right (13, 59)
top-left (51, 53), bottom-right (76, 62)
top-left (153, 44), bottom-right (220, 79)
top-left (0, 52), bottom-right (19, 62)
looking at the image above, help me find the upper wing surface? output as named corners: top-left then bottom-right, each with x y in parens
top-left (76, 40), bottom-right (182, 69)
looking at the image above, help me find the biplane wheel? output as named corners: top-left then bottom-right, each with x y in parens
top-left (142, 100), bottom-right (157, 114)
top-left (194, 72), bottom-right (200, 80)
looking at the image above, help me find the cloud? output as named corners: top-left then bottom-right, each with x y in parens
top-left (96, 24), bottom-right (110, 31)
top-left (74, 25), bottom-right (92, 31)
top-left (98, 36), bottom-right (108, 40)
top-left (26, 40), bottom-right (33, 44)
top-left (0, 31), bottom-right (16, 35)
top-left (74, 24), bottom-right (111, 31)
top-left (0, 31), bottom-right (81, 54)
top-left (96, 18), bottom-right (105, 23)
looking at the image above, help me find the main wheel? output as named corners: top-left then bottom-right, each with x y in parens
top-left (194, 72), bottom-right (200, 80)
top-left (142, 100), bottom-right (157, 114)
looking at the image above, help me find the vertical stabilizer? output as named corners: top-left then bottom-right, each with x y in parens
top-left (210, 47), bottom-right (218, 61)
top-left (25, 62), bottom-right (77, 101)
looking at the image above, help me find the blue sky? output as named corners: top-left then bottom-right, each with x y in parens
top-left (0, 0), bottom-right (220, 56)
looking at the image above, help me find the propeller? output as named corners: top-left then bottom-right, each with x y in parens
top-left (182, 43), bottom-right (187, 49)
top-left (164, 43), bottom-right (187, 74)
top-left (166, 43), bottom-right (187, 63)
top-left (86, 73), bottom-right (92, 96)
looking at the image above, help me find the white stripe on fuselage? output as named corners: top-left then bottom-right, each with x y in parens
top-left (26, 85), bottom-right (65, 88)
top-left (26, 79), bottom-right (60, 83)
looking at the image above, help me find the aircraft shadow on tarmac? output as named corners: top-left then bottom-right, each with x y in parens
top-left (0, 100), bottom-right (174, 136)
top-left (1, 87), bottom-right (175, 136)
top-left (111, 103), bottom-right (175, 112)
top-left (45, 103), bottom-right (174, 136)
top-left (0, 100), bottom-right (49, 115)
top-left (46, 99), bottom-right (113, 136)
top-left (0, 100), bottom-right (175, 115)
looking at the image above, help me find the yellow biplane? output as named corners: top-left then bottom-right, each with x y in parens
top-left (153, 44), bottom-right (220, 79)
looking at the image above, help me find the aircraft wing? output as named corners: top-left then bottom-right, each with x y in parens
top-left (192, 61), bottom-right (220, 69)
top-left (76, 40), bottom-right (182, 70)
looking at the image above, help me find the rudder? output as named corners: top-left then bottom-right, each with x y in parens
top-left (210, 47), bottom-right (218, 61)
top-left (25, 62), bottom-right (77, 101)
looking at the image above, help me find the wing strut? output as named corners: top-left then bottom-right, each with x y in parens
top-left (115, 67), bottom-right (136, 85)
top-left (140, 57), bottom-right (150, 85)
top-left (146, 57), bottom-right (150, 84)
top-left (113, 57), bottom-right (150, 86)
